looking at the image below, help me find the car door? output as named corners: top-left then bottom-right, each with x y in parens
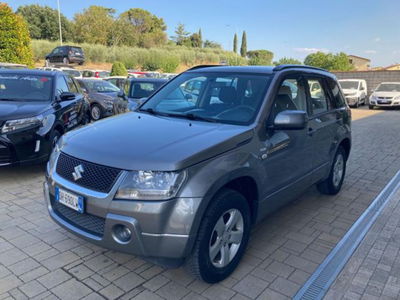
top-left (49, 48), bottom-right (60, 63)
top-left (258, 75), bottom-right (314, 214)
top-left (54, 75), bottom-right (79, 130)
top-left (305, 76), bottom-right (339, 182)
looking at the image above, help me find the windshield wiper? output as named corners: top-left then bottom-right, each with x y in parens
top-left (139, 108), bottom-right (170, 117)
top-left (0, 98), bottom-right (19, 101)
top-left (182, 113), bottom-right (218, 123)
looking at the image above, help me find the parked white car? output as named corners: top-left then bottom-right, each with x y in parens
top-left (369, 82), bottom-right (400, 109)
top-left (37, 66), bottom-right (82, 79)
top-left (338, 79), bottom-right (367, 108)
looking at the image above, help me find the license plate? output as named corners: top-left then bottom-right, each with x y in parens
top-left (55, 187), bottom-right (84, 213)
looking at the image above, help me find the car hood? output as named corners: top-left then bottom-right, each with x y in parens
top-left (372, 91), bottom-right (400, 98)
top-left (61, 112), bottom-right (253, 171)
top-left (0, 101), bottom-right (49, 121)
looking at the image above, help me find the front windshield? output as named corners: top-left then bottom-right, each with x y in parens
top-left (62, 69), bottom-right (81, 77)
top-left (339, 81), bottom-right (359, 90)
top-left (84, 80), bottom-right (120, 93)
top-left (140, 72), bottom-right (272, 125)
top-left (0, 74), bottom-right (52, 101)
top-left (376, 83), bottom-right (400, 92)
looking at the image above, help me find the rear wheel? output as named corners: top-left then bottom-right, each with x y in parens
top-left (90, 104), bottom-right (102, 121)
top-left (317, 146), bottom-right (347, 195)
top-left (45, 59), bottom-right (50, 67)
top-left (186, 188), bottom-right (251, 283)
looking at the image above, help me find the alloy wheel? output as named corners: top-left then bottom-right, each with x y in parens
top-left (333, 153), bottom-right (344, 187)
top-left (209, 209), bottom-right (244, 268)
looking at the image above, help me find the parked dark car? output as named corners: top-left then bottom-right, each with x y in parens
top-left (45, 46), bottom-right (85, 66)
top-left (123, 78), bottom-right (167, 110)
top-left (44, 65), bottom-right (351, 283)
top-left (77, 79), bottom-right (128, 121)
top-left (0, 69), bottom-right (89, 166)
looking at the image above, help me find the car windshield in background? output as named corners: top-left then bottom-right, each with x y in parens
top-left (62, 69), bottom-right (81, 77)
top-left (130, 82), bottom-right (163, 98)
top-left (376, 83), bottom-right (400, 92)
top-left (84, 80), bottom-right (120, 93)
top-left (340, 81), bottom-right (359, 89)
top-left (140, 72), bottom-right (272, 125)
top-left (0, 74), bottom-right (52, 101)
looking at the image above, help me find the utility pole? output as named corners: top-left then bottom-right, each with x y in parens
top-left (57, 0), bottom-right (63, 45)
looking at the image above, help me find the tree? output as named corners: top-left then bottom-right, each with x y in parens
top-left (198, 29), bottom-right (203, 48)
top-left (120, 8), bottom-right (167, 48)
top-left (17, 4), bottom-right (73, 41)
top-left (0, 3), bottom-right (33, 66)
top-left (173, 23), bottom-right (190, 45)
top-left (203, 40), bottom-right (222, 49)
top-left (304, 52), bottom-right (353, 71)
top-left (73, 6), bottom-right (115, 45)
top-left (247, 50), bottom-right (274, 65)
top-left (110, 61), bottom-right (127, 76)
top-left (274, 57), bottom-right (302, 65)
top-left (233, 33), bottom-right (238, 53)
top-left (240, 31), bottom-right (247, 57)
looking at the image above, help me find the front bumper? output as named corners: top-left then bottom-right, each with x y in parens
top-left (345, 96), bottom-right (359, 105)
top-left (0, 131), bottom-right (50, 166)
top-left (44, 168), bottom-right (201, 260)
top-left (370, 99), bottom-right (400, 107)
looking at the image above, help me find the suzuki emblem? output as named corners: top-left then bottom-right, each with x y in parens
top-left (72, 164), bottom-right (84, 181)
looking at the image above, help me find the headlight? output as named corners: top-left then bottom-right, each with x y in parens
top-left (1, 115), bottom-right (43, 134)
top-left (394, 96), bottom-right (400, 100)
top-left (115, 170), bottom-right (186, 200)
top-left (104, 99), bottom-right (114, 106)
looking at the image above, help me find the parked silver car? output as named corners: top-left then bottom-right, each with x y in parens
top-left (44, 65), bottom-right (351, 283)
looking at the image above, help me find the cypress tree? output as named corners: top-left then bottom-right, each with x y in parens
top-left (233, 33), bottom-right (238, 53)
top-left (240, 31), bottom-right (247, 57)
top-left (198, 29), bottom-right (203, 48)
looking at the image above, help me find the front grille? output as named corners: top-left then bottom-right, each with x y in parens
top-left (0, 143), bottom-right (12, 165)
top-left (56, 153), bottom-right (122, 193)
top-left (51, 195), bottom-right (105, 237)
top-left (378, 97), bottom-right (393, 100)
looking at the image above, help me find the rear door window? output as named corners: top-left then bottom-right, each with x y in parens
top-left (306, 79), bottom-right (329, 115)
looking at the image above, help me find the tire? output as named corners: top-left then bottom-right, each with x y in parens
top-left (45, 59), bottom-right (50, 67)
top-left (186, 188), bottom-right (251, 283)
top-left (90, 104), bottom-right (103, 121)
top-left (63, 57), bottom-right (69, 64)
top-left (48, 129), bottom-right (61, 156)
top-left (317, 146), bottom-right (347, 195)
top-left (369, 105), bottom-right (374, 110)
top-left (78, 61), bottom-right (84, 66)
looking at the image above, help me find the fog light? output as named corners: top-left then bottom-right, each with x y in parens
top-left (112, 224), bottom-right (132, 243)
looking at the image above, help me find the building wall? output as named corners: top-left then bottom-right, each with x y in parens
top-left (348, 56), bottom-right (370, 71)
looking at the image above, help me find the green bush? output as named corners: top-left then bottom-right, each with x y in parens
top-left (0, 3), bottom-right (34, 67)
top-left (30, 40), bottom-right (245, 70)
top-left (110, 61), bottom-right (127, 76)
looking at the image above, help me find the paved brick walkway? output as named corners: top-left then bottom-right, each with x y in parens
top-left (325, 184), bottom-right (400, 300)
top-left (0, 108), bottom-right (400, 299)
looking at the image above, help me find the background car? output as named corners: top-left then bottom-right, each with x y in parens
top-left (77, 78), bottom-right (128, 121)
top-left (339, 79), bottom-right (367, 107)
top-left (0, 69), bottom-right (89, 166)
top-left (82, 70), bottom-right (110, 79)
top-left (45, 45), bottom-right (85, 66)
top-left (369, 82), bottom-right (400, 109)
top-left (123, 78), bottom-right (167, 110)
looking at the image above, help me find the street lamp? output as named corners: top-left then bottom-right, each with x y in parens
top-left (57, 0), bottom-right (63, 45)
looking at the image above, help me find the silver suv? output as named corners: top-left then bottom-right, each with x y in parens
top-left (44, 65), bottom-right (351, 283)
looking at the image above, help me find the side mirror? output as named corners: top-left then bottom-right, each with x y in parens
top-left (59, 92), bottom-right (75, 101)
top-left (137, 97), bottom-right (147, 105)
top-left (117, 90), bottom-right (126, 98)
top-left (273, 110), bottom-right (308, 130)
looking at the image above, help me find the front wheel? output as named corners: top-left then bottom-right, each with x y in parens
top-left (90, 104), bottom-right (102, 121)
top-left (186, 188), bottom-right (251, 283)
top-left (317, 146), bottom-right (347, 195)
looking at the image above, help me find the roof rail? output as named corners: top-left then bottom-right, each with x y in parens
top-left (187, 65), bottom-right (224, 71)
top-left (273, 64), bottom-right (327, 72)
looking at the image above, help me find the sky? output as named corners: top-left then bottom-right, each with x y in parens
top-left (7, 0), bottom-right (400, 67)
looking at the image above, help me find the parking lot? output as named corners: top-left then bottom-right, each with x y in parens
top-left (0, 107), bottom-right (399, 300)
